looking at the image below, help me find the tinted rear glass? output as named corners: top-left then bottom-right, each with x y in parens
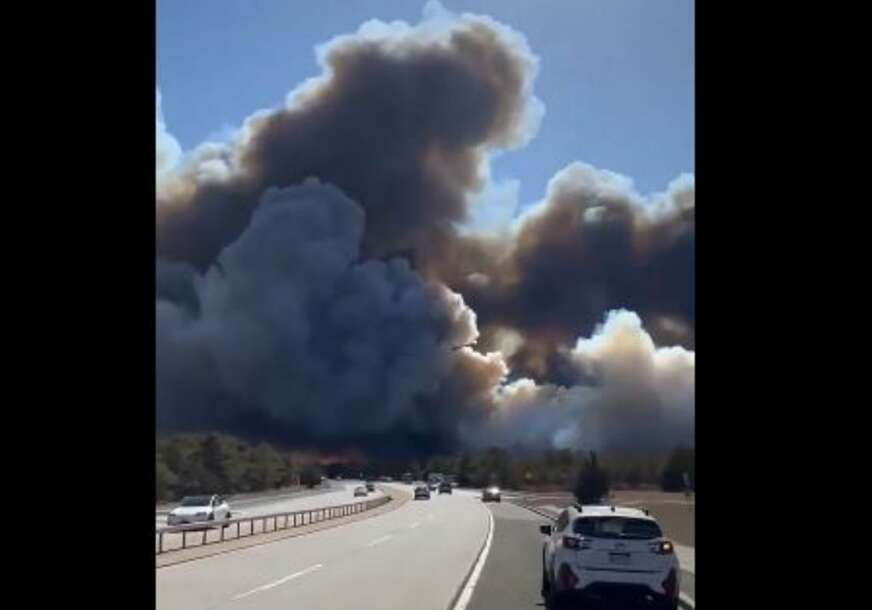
top-left (573, 517), bottom-right (662, 540)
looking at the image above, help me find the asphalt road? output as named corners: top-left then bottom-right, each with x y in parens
top-left (156, 487), bottom-right (695, 609)
top-left (156, 484), bottom-right (490, 610)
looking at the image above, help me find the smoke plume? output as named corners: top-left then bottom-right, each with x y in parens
top-left (156, 3), bottom-right (694, 456)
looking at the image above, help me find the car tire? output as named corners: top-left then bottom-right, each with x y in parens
top-left (540, 567), bottom-right (551, 599)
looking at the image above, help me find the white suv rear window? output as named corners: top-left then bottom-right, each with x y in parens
top-left (573, 517), bottom-right (662, 540)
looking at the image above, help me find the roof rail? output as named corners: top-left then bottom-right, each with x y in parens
top-left (573, 503), bottom-right (583, 512)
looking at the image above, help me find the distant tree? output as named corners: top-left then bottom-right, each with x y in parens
top-left (660, 446), bottom-right (694, 492)
top-left (300, 464), bottom-right (323, 488)
top-left (246, 443), bottom-right (285, 490)
top-left (156, 454), bottom-right (178, 501)
top-left (200, 433), bottom-right (230, 492)
top-left (573, 451), bottom-right (610, 504)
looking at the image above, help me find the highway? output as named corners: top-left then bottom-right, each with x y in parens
top-left (156, 484), bottom-right (490, 610)
top-left (156, 485), bottom-right (695, 609)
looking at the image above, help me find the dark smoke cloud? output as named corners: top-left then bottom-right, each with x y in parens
top-left (425, 163), bottom-right (695, 382)
top-left (156, 4), bottom-right (694, 456)
top-left (157, 181), bottom-right (482, 459)
top-left (157, 9), bottom-right (542, 270)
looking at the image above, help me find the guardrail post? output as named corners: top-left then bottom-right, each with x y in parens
top-left (158, 532), bottom-right (163, 554)
top-left (182, 530), bottom-right (186, 549)
top-left (236, 521), bottom-right (240, 538)
top-left (202, 529), bottom-right (207, 545)
top-left (220, 524), bottom-right (225, 541)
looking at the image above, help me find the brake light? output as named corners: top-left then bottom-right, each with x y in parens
top-left (563, 536), bottom-right (591, 550)
top-left (662, 568), bottom-right (677, 599)
top-left (557, 563), bottom-right (579, 590)
top-left (649, 540), bottom-right (674, 554)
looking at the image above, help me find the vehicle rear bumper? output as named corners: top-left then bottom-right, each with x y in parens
top-left (550, 583), bottom-right (675, 609)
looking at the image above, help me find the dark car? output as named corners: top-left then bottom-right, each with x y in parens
top-left (438, 481), bottom-right (452, 494)
top-left (414, 485), bottom-right (431, 500)
top-left (481, 486), bottom-right (501, 502)
top-left (365, 481), bottom-right (375, 492)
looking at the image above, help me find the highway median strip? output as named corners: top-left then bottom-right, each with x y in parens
top-left (155, 486), bottom-right (412, 568)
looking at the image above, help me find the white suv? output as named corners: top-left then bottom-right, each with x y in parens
top-left (540, 505), bottom-right (680, 609)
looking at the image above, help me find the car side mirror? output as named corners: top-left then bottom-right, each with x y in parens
top-left (540, 524), bottom-right (552, 536)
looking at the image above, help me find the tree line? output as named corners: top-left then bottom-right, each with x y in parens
top-left (156, 432), bottom-right (694, 503)
top-left (156, 433), bottom-right (324, 502)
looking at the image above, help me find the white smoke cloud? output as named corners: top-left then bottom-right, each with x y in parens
top-left (468, 309), bottom-right (695, 451)
top-left (156, 89), bottom-right (181, 180)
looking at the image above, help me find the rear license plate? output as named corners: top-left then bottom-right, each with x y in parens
top-left (609, 552), bottom-right (631, 565)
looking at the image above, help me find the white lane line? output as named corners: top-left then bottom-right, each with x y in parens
top-left (452, 507), bottom-right (495, 610)
top-left (366, 534), bottom-right (393, 547)
top-left (409, 521), bottom-right (420, 529)
top-left (232, 564), bottom-right (324, 600)
top-left (675, 544), bottom-right (695, 574)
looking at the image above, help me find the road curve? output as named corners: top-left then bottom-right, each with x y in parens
top-left (156, 484), bottom-right (490, 610)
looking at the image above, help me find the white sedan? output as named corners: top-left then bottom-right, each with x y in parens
top-left (166, 494), bottom-right (231, 526)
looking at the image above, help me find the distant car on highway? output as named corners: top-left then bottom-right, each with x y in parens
top-left (354, 486), bottom-right (368, 497)
top-left (438, 481), bottom-right (452, 494)
top-left (414, 485), bottom-right (431, 500)
top-left (540, 505), bottom-right (680, 610)
top-left (365, 480), bottom-right (376, 492)
top-left (481, 486), bottom-right (501, 502)
top-left (167, 495), bottom-right (231, 526)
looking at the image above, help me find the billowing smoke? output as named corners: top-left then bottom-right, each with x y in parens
top-left (156, 6), bottom-right (543, 269)
top-left (466, 310), bottom-right (694, 452)
top-left (156, 3), bottom-right (694, 456)
top-left (425, 163), bottom-right (695, 382)
top-left (157, 181), bottom-right (485, 458)
top-left (156, 89), bottom-right (181, 179)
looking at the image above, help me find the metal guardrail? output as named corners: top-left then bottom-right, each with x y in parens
top-left (155, 494), bottom-right (391, 555)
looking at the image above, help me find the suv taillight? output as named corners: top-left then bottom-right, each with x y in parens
top-left (557, 563), bottom-right (579, 590)
top-left (563, 536), bottom-right (591, 550)
top-left (662, 568), bottom-right (677, 599)
top-left (649, 540), bottom-right (674, 554)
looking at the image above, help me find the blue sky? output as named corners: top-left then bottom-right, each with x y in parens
top-left (157, 0), bottom-right (693, 208)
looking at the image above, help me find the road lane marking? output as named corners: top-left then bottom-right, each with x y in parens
top-left (680, 592), bottom-right (696, 608)
top-left (366, 534), bottom-right (392, 547)
top-left (675, 544), bottom-right (695, 574)
top-left (451, 507), bottom-right (495, 610)
top-left (232, 563), bottom-right (324, 600)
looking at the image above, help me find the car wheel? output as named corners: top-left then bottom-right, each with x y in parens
top-left (540, 566), bottom-right (551, 599)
